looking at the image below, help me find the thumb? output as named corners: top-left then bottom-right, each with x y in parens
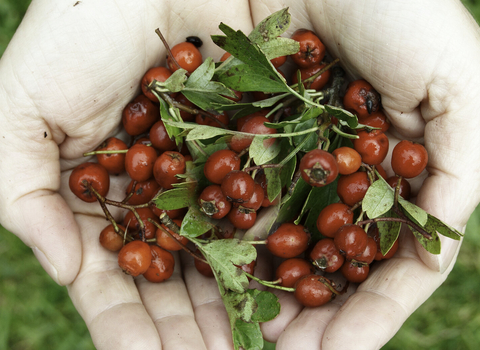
top-left (0, 112), bottom-right (82, 285)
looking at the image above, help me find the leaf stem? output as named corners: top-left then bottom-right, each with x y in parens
top-left (243, 272), bottom-right (295, 292)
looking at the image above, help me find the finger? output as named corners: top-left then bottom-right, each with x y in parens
top-left (181, 251), bottom-right (234, 350)
top-left (0, 115), bottom-right (81, 285)
top-left (67, 214), bottom-right (161, 350)
top-left (136, 253), bottom-right (207, 350)
top-left (321, 231), bottom-right (454, 350)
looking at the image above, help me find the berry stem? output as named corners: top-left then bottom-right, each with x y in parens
top-left (83, 149), bottom-right (128, 157)
top-left (155, 28), bottom-right (182, 72)
top-left (243, 272), bottom-right (295, 292)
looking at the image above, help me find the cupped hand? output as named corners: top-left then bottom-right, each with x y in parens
top-left (253, 0), bottom-right (480, 349)
top-left (2, 0), bottom-right (480, 349)
top-left (0, 0), bottom-right (254, 349)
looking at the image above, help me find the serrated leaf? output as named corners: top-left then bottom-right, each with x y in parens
top-left (154, 187), bottom-right (192, 210)
top-left (377, 212), bottom-right (402, 256)
top-left (398, 197), bottom-right (428, 226)
top-left (201, 239), bottom-right (257, 293)
top-left (212, 24), bottom-right (289, 93)
top-left (249, 135), bottom-right (281, 165)
top-left (258, 37), bottom-right (300, 60)
top-left (362, 179), bottom-right (395, 219)
top-left (153, 68), bottom-right (188, 93)
top-left (180, 205), bottom-right (215, 238)
top-left (248, 7), bottom-right (291, 44)
top-left (426, 214), bottom-right (463, 240)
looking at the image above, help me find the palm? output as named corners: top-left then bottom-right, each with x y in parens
top-left (1, 0), bottom-right (480, 349)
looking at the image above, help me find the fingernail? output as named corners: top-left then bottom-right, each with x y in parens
top-left (33, 247), bottom-right (59, 284)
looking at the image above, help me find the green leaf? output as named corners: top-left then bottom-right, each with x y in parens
top-left (409, 224), bottom-right (441, 255)
top-left (223, 290), bottom-right (257, 323)
top-left (257, 37), bottom-right (300, 60)
top-left (180, 205), bottom-right (216, 238)
top-left (232, 319), bottom-right (263, 350)
top-left (249, 135), bottom-right (281, 165)
top-left (265, 167), bottom-right (282, 202)
top-left (248, 8), bottom-right (292, 43)
top-left (377, 212), bottom-right (402, 256)
top-left (398, 196), bottom-right (428, 226)
top-left (248, 289), bottom-right (280, 322)
top-left (276, 177), bottom-right (311, 224)
top-left (152, 68), bottom-right (188, 93)
top-left (154, 188), bottom-right (192, 210)
top-left (292, 118), bottom-right (318, 152)
top-left (426, 214), bottom-right (463, 240)
top-left (186, 125), bottom-right (237, 141)
top-left (200, 239), bottom-right (257, 293)
top-left (325, 105), bottom-right (359, 129)
top-left (362, 179), bottom-right (395, 219)
top-left (212, 24), bottom-right (289, 93)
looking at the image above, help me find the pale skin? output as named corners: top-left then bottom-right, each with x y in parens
top-left (1, 0), bottom-right (480, 349)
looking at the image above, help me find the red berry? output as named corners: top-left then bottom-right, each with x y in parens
top-left (275, 258), bottom-right (314, 288)
top-left (125, 144), bottom-right (158, 182)
top-left (336, 171), bottom-right (370, 206)
top-left (290, 29), bottom-right (326, 68)
top-left (340, 260), bottom-right (370, 283)
top-left (118, 240), bottom-right (151, 277)
top-left (266, 223), bottom-right (309, 258)
top-left (316, 203), bottom-right (354, 238)
top-left (99, 224), bottom-right (125, 252)
top-left (221, 170), bottom-right (255, 204)
top-left (203, 149), bottom-right (241, 185)
top-left (69, 162), bottom-right (110, 202)
top-left (334, 224), bottom-right (368, 260)
top-left (141, 66), bottom-right (175, 102)
top-left (95, 137), bottom-right (128, 175)
top-left (122, 94), bottom-right (159, 136)
top-left (199, 185), bottom-right (232, 220)
top-left (153, 151), bottom-right (186, 189)
top-left (353, 130), bottom-right (389, 166)
top-left (149, 120), bottom-right (177, 152)
top-left (309, 238), bottom-right (344, 273)
top-left (227, 207), bottom-right (257, 230)
top-left (299, 149), bottom-right (339, 187)
top-left (343, 79), bottom-right (381, 119)
top-left (156, 219), bottom-right (188, 251)
top-left (143, 245), bottom-right (175, 283)
top-left (167, 42), bottom-right (203, 74)
top-left (386, 175), bottom-right (411, 200)
top-left (391, 140), bottom-right (428, 178)
top-left (332, 147), bottom-right (362, 175)
top-left (294, 274), bottom-right (333, 307)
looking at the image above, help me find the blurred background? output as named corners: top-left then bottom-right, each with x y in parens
top-left (1, 1), bottom-right (480, 349)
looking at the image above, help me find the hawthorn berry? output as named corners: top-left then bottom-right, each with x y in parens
top-left (153, 151), bottom-right (186, 189)
top-left (294, 275), bottom-right (333, 307)
top-left (275, 258), bottom-right (314, 288)
top-left (143, 245), bottom-right (175, 283)
top-left (95, 137), bottom-right (128, 175)
top-left (69, 162), bottom-right (110, 202)
top-left (391, 140), bottom-right (428, 178)
top-left (118, 240), bottom-right (151, 277)
top-left (299, 149), bottom-right (339, 187)
top-left (167, 41), bottom-right (203, 74)
top-left (203, 149), bottom-right (241, 185)
top-left (125, 144), bottom-right (158, 182)
top-left (290, 29), bottom-right (326, 68)
top-left (266, 223), bottom-right (309, 258)
top-left (316, 202), bottom-right (354, 238)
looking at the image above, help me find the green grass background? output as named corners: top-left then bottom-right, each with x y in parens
top-left (1, 1), bottom-right (480, 349)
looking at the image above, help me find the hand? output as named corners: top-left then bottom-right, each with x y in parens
top-left (0, 1), bottom-right (255, 349)
top-left (253, 1), bottom-right (480, 349)
top-left (1, 1), bottom-right (479, 350)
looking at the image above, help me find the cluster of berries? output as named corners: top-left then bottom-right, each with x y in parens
top-left (68, 26), bottom-right (428, 308)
